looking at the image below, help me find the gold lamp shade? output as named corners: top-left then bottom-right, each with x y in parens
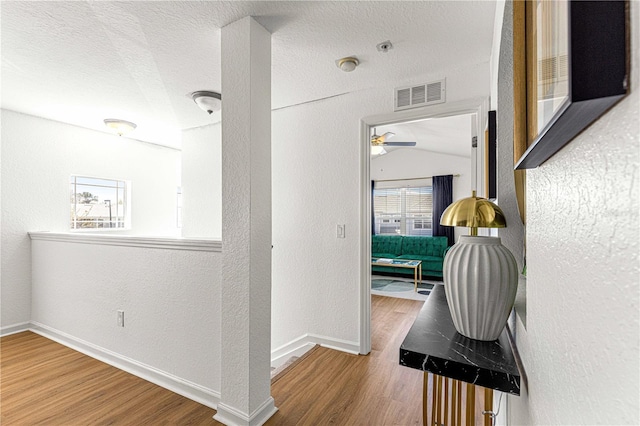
top-left (440, 190), bottom-right (506, 236)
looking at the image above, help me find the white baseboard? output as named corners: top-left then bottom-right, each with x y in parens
top-left (307, 332), bottom-right (360, 354)
top-left (29, 322), bottom-right (220, 410)
top-left (271, 337), bottom-right (316, 368)
top-left (271, 333), bottom-right (359, 368)
top-left (213, 397), bottom-right (278, 426)
top-left (0, 322), bottom-right (30, 337)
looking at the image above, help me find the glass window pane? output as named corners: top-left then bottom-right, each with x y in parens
top-left (70, 175), bottom-right (128, 230)
top-left (373, 185), bottom-right (433, 236)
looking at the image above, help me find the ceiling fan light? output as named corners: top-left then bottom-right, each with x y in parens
top-left (189, 90), bottom-right (222, 114)
top-left (103, 119), bottom-right (137, 136)
top-left (371, 145), bottom-right (387, 156)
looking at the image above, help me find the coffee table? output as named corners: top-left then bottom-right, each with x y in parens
top-left (371, 258), bottom-right (422, 292)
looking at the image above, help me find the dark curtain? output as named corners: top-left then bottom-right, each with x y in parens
top-left (371, 180), bottom-right (376, 235)
top-left (432, 175), bottom-right (454, 246)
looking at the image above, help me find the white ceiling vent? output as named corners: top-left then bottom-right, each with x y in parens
top-left (394, 79), bottom-right (446, 111)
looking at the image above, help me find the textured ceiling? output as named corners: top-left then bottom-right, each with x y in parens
top-left (374, 113), bottom-right (474, 158)
top-left (1, 1), bottom-right (496, 148)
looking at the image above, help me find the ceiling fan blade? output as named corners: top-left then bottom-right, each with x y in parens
top-left (383, 141), bottom-right (416, 146)
top-left (381, 131), bottom-right (395, 139)
top-left (378, 131), bottom-right (395, 144)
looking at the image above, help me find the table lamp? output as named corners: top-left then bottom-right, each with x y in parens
top-left (440, 191), bottom-right (518, 341)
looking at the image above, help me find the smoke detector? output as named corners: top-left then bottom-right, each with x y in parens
top-left (376, 40), bottom-right (393, 53)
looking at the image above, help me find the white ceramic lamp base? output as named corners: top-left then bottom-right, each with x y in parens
top-left (443, 235), bottom-right (518, 341)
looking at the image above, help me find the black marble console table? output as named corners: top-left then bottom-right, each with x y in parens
top-left (400, 284), bottom-right (520, 425)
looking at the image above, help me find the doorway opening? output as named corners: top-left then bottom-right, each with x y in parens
top-left (358, 98), bottom-right (489, 355)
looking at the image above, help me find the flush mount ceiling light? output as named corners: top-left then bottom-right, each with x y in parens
top-left (189, 90), bottom-right (222, 114)
top-left (335, 56), bottom-right (359, 72)
top-left (103, 119), bottom-right (137, 136)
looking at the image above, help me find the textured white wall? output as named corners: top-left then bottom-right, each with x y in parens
top-left (504, 1), bottom-right (639, 424)
top-left (271, 63), bottom-right (490, 350)
top-left (181, 122), bottom-right (222, 238)
top-left (30, 239), bottom-right (221, 396)
top-left (0, 110), bottom-right (181, 328)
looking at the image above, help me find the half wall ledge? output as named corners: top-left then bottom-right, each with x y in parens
top-left (28, 231), bottom-right (222, 252)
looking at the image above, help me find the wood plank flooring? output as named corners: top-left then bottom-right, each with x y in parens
top-left (1, 295), bottom-right (425, 425)
top-left (0, 331), bottom-right (217, 425)
top-left (266, 295), bottom-right (425, 425)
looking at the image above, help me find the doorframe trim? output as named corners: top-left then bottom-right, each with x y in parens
top-left (358, 97), bottom-right (489, 355)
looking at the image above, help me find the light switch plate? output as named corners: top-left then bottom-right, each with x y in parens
top-left (337, 224), bottom-right (345, 238)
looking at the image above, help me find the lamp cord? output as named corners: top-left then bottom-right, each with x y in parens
top-left (482, 391), bottom-right (504, 425)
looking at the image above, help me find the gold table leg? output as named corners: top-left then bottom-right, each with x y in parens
top-left (430, 373), bottom-right (437, 426)
top-left (443, 378), bottom-right (449, 426)
top-left (435, 375), bottom-right (442, 425)
top-left (457, 380), bottom-right (462, 425)
top-left (451, 379), bottom-right (459, 426)
top-left (424, 373), bottom-right (493, 426)
top-left (423, 372), bottom-right (428, 426)
top-left (484, 388), bottom-right (494, 426)
top-left (465, 383), bottom-right (475, 426)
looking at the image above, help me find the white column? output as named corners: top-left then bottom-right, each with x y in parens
top-left (214, 16), bottom-right (276, 426)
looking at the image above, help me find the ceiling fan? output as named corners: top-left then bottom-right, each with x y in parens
top-left (370, 128), bottom-right (416, 147)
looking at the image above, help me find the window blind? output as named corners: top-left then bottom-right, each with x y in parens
top-left (373, 185), bottom-right (433, 236)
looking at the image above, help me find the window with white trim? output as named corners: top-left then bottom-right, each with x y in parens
top-left (70, 176), bottom-right (129, 229)
top-left (373, 185), bottom-right (433, 236)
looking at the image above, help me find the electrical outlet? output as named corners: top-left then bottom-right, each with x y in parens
top-left (117, 310), bottom-right (125, 327)
top-left (337, 224), bottom-right (345, 238)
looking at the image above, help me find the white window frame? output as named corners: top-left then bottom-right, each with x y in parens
top-left (413, 218), bottom-right (429, 230)
top-left (373, 186), bottom-right (433, 237)
top-left (70, 175), bottom-right (131, 231)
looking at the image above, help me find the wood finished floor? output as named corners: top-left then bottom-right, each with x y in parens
top-left (0, 331), bottom-right (216, 425)
top-left (266, 295), bottom-right (425, 425)
top-left (1, 295), bottom-right (425, 425)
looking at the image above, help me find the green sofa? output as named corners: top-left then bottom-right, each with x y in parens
top-left (371, 235), bottom-right (449, 279)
